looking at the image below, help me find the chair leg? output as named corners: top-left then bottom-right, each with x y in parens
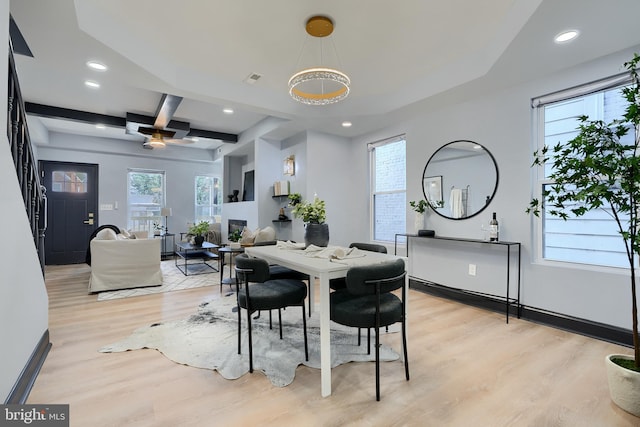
top-left (237, 304), bottom-right (242, 355)
top-left (278, 309), bottom-right (283, 339)
top-left (247, 309), bottom-right (254, 373)
top-left (302, 304), bottom-right (308, 361)
top-left (402, 319), bottom-right (410, 381)
top-left (307, 280), bottom-right (312, 317)
top-left (367, 328), bottom-right (371, 355)
top-left (375, 325), bottom-right (380, 401)
top-left (357, 328), bottom-right (361, 346)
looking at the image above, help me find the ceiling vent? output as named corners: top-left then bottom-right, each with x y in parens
top-left (244, 72), bottom-right (262, 85)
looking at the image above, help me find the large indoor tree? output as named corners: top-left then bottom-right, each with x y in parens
top-left (528, 54), bottom-right (640, 371)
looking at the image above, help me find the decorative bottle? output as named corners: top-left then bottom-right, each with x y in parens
top-left (489, 212), bottom-right (499, 242)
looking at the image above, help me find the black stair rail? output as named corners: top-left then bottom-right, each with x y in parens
top-left (7, 43), bottom-right (46, 273)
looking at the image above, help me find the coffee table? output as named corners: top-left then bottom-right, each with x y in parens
top-left (175, 241), bottom-right (219, 276)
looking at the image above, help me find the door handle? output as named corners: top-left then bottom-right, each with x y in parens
top-left (83, 219), bottom-right (94, 225)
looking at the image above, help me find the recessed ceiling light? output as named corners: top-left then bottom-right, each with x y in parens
top-left (223, 108), bottom-right (234, 114)
top-left (84, 80), bottom-right (100, 89)
top-left (95, 124), bottom-right (106, 129)
top-left (341, 121), bottom-right (352, 128)
top-left (554, 30), bottom-right (579, 44)
top-left (86, 61), bottom-right (107, 71)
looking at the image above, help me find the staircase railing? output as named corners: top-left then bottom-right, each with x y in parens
top-left (7, 43), bottom-right (46, 273)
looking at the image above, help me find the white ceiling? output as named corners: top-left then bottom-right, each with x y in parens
top-left (9, 0), bottom-right (640, 150)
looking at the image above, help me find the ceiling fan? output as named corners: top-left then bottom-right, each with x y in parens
top-left (126, 94), bottom-right (197, 149)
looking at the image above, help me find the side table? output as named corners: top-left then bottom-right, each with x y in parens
top-left (218, 246), bottom-right (245, 292)
top-left (154, 233), bottom-right (175, 260)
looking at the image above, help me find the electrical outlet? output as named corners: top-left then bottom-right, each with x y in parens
top-left (468, 264), bottom-right (477, 276)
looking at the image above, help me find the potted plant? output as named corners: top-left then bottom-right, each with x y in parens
top-left (409, 200), bottom-right (428, 232)
top-left (292, 194), bottom-right (328, 247)
top-left (228, 228), bottom-right (242, 249)
top-left (528, 54), bottom-right (640, 416)
top-left (409, 199), bottom-right (442, 233)
top-left (188, 221), bottom-right (210, 246)
top-left (152, 221), bottom-right (163, 236)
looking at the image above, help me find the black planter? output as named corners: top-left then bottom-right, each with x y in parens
top-left (193, 235), bottom-right (205, 246)
top-left (304, 223), bottom-right (329, 247)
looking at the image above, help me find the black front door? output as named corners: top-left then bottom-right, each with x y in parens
top-left (40, 161), bottom-right (99, 264)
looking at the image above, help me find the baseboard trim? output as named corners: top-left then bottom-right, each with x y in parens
top-left (5, 329), bottom-right (51, 404)
top-left (409, 278), bottom-right (633, 348)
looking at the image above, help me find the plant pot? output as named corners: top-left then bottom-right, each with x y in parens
top-left (605, 354), bottom-right (640, 417)
top-left (229, 242), bottom-right (241, 249)
top-left (304, 223), bottom-right (329, 247)
top-left (193, 235), bottom-right (205, 246)
top-left (414, 212), bottom-right (425, 233)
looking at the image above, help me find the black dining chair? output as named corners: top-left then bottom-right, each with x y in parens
top-left (328, 242), bottom-right (389, 348)
top-left (254, 240), bottom-right (312, 316)
top-left (329, 258), bottom-right (409, 401)
top-left (329, 242), bottom-right (388, 290)
top-left (234, 253), bottom-right (309, 373)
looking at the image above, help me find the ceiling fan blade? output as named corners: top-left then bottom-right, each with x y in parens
top-left (166, 138), bottom-right (195, 145)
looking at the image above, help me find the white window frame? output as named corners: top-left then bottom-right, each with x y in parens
top-left (369, 135), bottom-right (407, 243)
top-left (531, 72), bottom-right (634, 272)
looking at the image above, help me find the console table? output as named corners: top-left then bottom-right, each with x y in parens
top-left (175, 241), bottom-right (219, 276)
top-left (396, 233), bottom-right (521, 323)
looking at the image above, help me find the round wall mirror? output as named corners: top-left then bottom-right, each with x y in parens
top-left (422, 140), bottom-right (498, 220)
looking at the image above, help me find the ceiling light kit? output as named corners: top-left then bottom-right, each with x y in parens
top-left (86, 60), bottom-right (107, 71)
top-left (84, 80), bottom-right (100, 89)
top-left (554, 29), bottom-right (579, 44)
top-left (288, 15), bottom-right (350, 106)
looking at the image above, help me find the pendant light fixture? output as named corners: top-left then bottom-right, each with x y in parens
top-left (288, 15), bottom-right (350, 106)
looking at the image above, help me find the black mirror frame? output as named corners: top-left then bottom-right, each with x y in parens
top-left (421, 140), bottom-right (499, 220)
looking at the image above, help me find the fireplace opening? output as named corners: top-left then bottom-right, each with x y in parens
top-left (228, 219), bottom-right (247, 235)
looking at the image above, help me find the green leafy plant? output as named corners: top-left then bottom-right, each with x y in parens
top-left (228, 229), bottom-right (242, 242)
top-left (527, 54), bottom-right (640, 371)
top-left (409, 200), bottom-right (428, 213)
top-left (288, 192), bottom-right (302, 206)
top-left (188, 220), bottom-right (210, 236)
top-left (410, 199), bottom-right (443, 213)
top-left (292, 195), bottom-right (326, 224)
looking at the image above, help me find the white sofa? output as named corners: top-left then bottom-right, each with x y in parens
top-left (88, 230), bottom-right (162, 293)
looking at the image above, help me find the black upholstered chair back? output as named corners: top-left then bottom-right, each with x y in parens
top-left (349, 242), bottom-right (387, 254)
top-left (345, 258), bottom-right (405, 295)
top-left (234, 253), bottom-right (271, 283)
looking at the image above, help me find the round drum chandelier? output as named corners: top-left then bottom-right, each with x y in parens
top-left (288, 16), bottom-right (350, 106)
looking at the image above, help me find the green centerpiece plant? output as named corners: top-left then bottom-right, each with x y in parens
top-left (292, 194), bottom-right (329, 246)
top-left (188, 220), bottom-right (210, 246)
top-left (527, 54), bottom-right (640, 415)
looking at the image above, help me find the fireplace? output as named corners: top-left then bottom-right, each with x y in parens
top-left (228, 219), bottom-right (247, 235)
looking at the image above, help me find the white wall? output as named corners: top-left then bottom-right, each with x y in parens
top-left (352, 45), bottom-right (640, 330)
top-left (1, 1), bottom-right (50, 400)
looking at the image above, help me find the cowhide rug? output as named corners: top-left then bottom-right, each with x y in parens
top-left (99, 294), bottom-right (400, 387)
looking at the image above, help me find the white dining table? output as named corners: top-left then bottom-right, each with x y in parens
top-left (244, 244), bottom-right (406, 397)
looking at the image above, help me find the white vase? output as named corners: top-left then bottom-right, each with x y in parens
top-left (414, 212), bottom-right (425, 233)
top-left (606, 354), bottom-right (640, 416)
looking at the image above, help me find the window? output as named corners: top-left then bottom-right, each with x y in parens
top-left (51, 170), bottom-right (87, 193)
top-left (127, 169), bottom-right (165, 232)
top-left (533, 74), bottom-right (634, 268)
top-left (195, 175), bottom-right (221, 223)
top-left (370, 136), bottom-right (406, 242)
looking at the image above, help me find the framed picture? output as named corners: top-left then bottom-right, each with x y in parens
top-left (424, 175), bottom-right (443, 205)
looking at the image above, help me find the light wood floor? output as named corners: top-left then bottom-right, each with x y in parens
top-left (28, 263), bottom-right (639, 427)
